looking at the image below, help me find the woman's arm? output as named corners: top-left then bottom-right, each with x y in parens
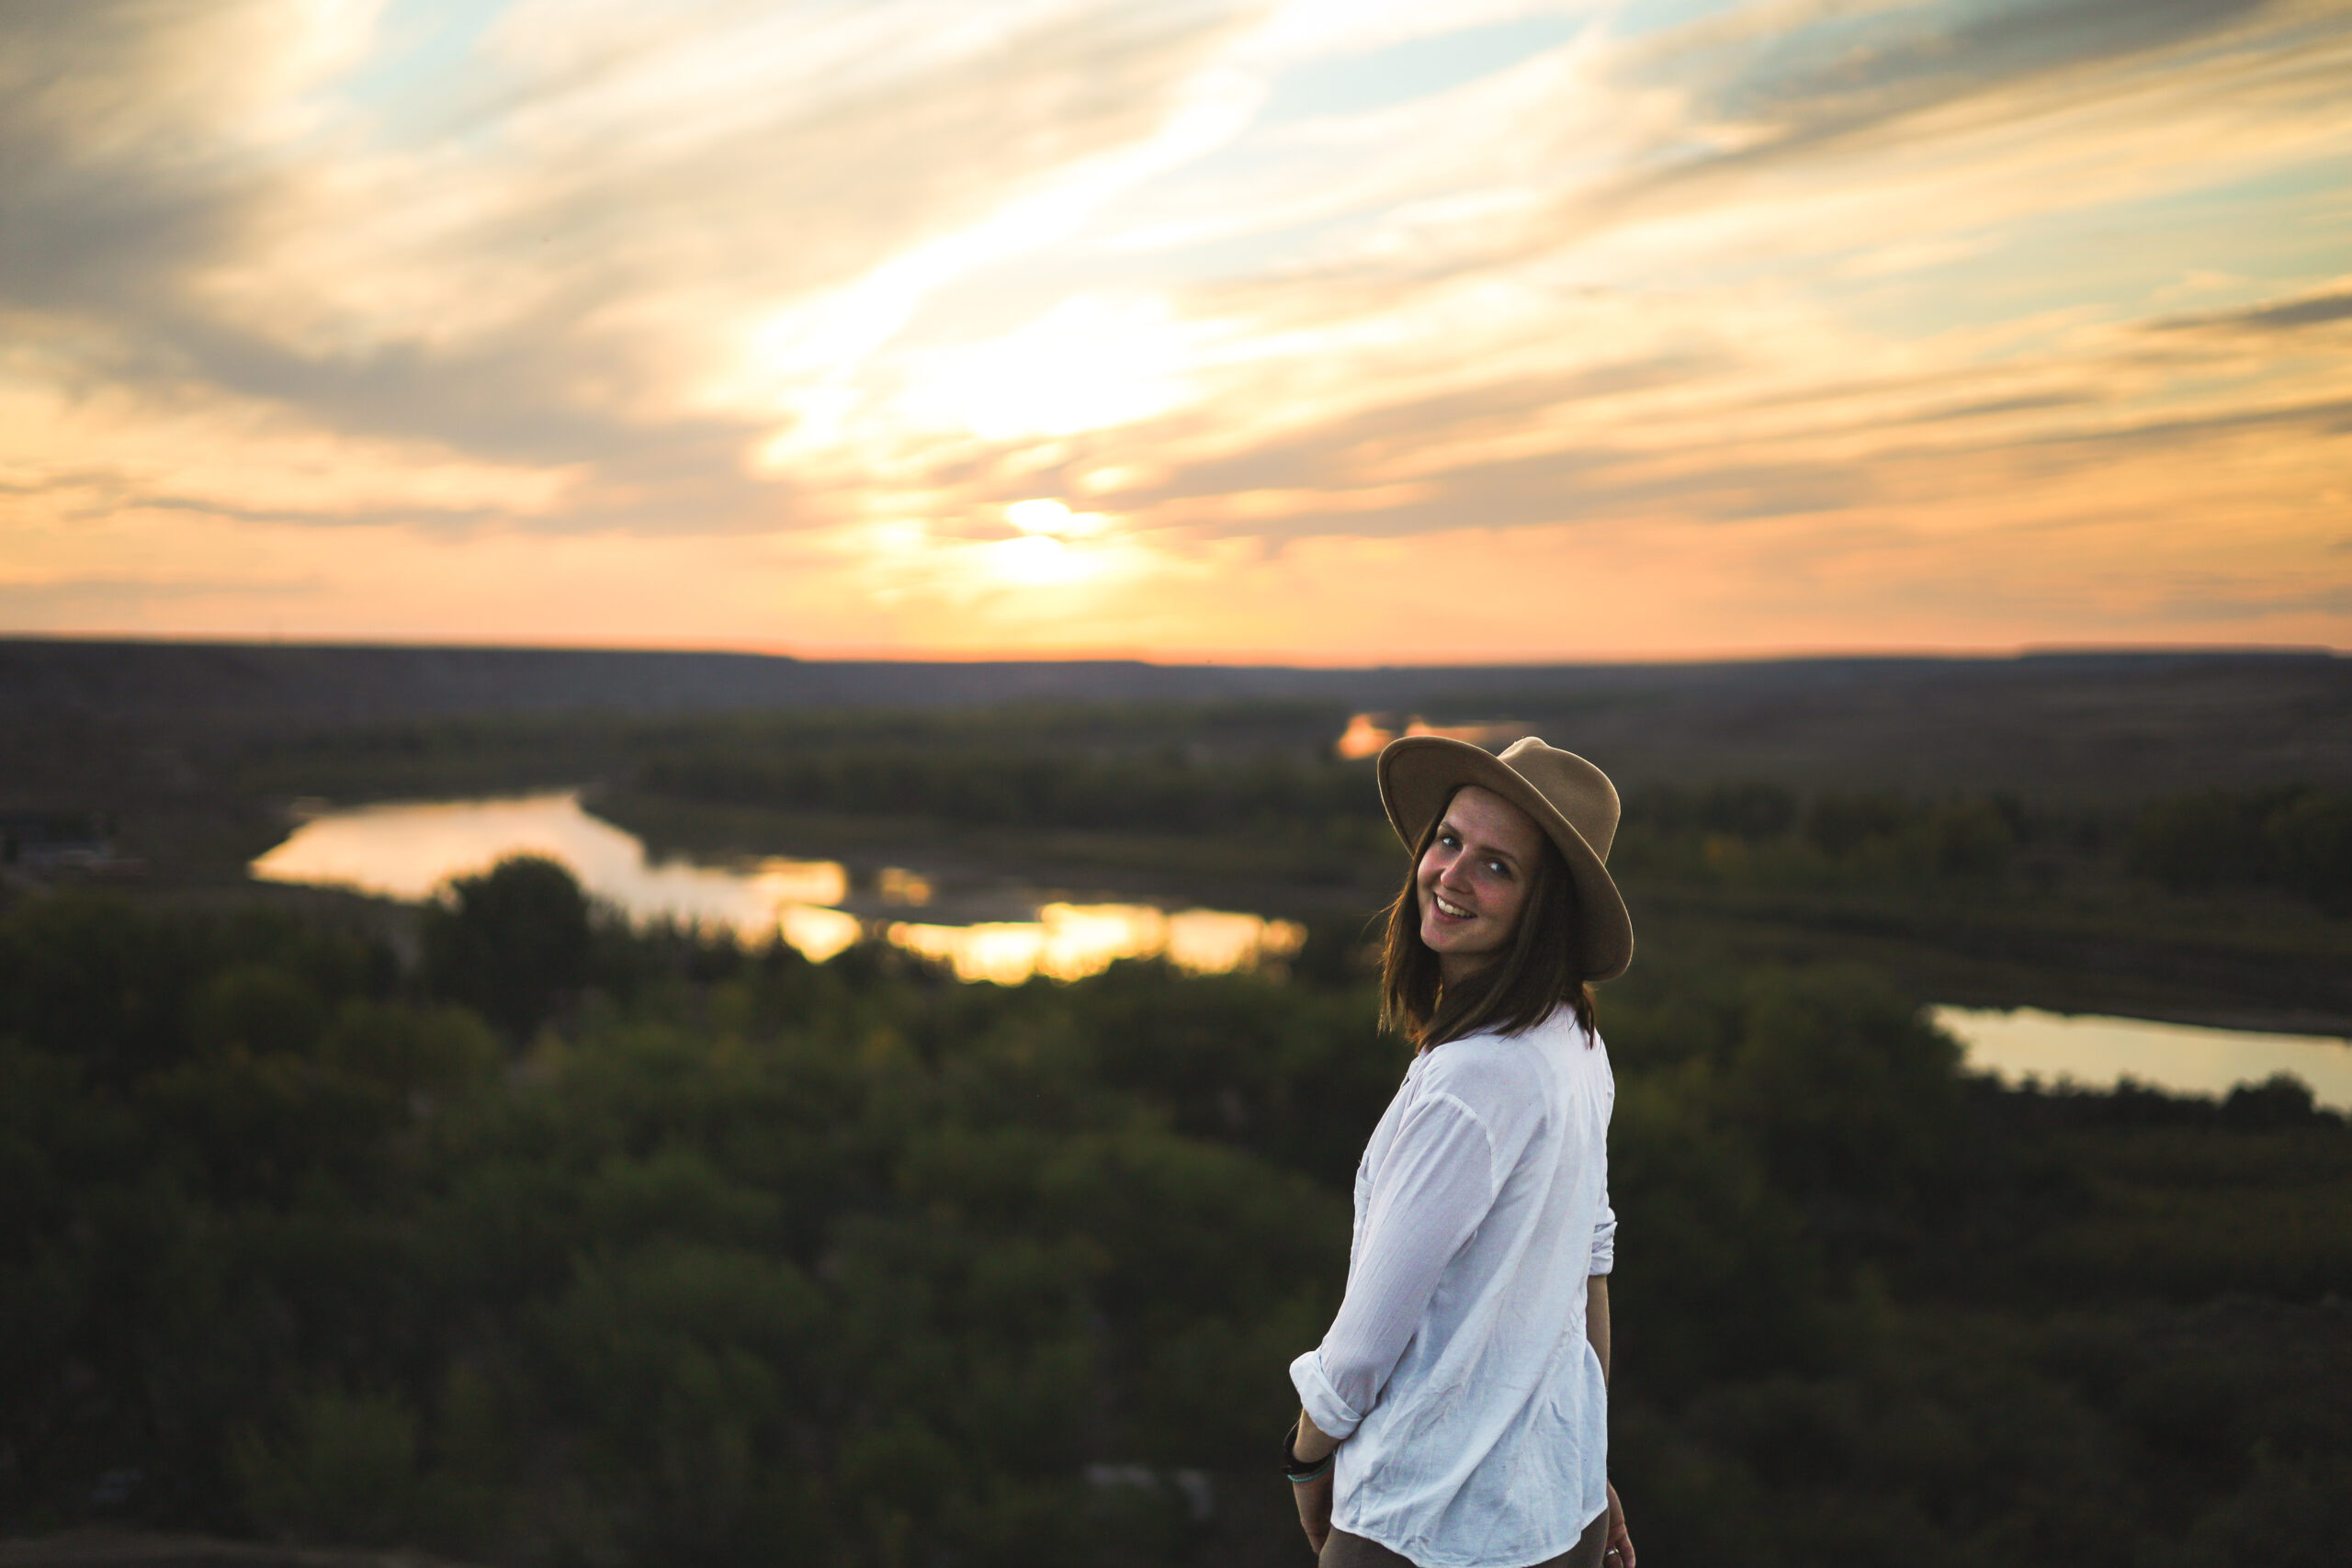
top-left (1586, 1273), bottom-right (1610, 1382)
top-left (1292, 1408), bottom-right (1339, 1465)
top-left (1586, 1274), bottom-right (1635, 1567)
top-left (1291, 1091), bottom-right (1498, 1440)
top-left (1290, 1408), bottom-right (1339, 1555)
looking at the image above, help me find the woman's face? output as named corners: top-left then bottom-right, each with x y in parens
top-left (1416, 785), bottom-right (1545, 982)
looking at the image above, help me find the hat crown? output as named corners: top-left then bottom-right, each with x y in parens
top-left (1495, 736), bottom-right (1620, 863)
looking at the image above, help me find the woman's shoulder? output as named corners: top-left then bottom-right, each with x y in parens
top-left (1422, 1010), bottom-right (1587, 1102)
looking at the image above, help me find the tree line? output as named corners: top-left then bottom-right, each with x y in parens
top-left (3, 863), bottom-right (2347, 1566)
top-left (614, 730), bottom-right (2352, 910)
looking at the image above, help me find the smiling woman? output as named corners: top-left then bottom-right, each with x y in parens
top-left (1287, 736), bottom-right (1637, 1568)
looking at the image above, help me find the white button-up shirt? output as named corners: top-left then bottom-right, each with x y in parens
top-left (1291, 1007), bottom-right (1616, 1568)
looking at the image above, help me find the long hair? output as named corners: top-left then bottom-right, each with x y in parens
top-left (1379, 791), bottom-right (1598, 1050)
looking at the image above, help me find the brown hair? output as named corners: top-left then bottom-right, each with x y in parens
top-left (1378, 791), bottom-right (1598, 1050)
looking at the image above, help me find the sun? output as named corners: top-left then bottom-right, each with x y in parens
top-left (984, 534), bottom-right (1089, 588)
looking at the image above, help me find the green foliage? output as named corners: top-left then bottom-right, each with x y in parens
top-left (2128, 785), bottom-right (2352, 909)
top-left (1610, 775), bottom-right (2348, 916)
top-left (422, 854), bottom-right (593, 1040)
top-left (1713, 967), bottom-right (1966, 1214)
top-left (1919, 798), bottom-right (2017, 881)
top-left (1804, 790), bottom-right (1918, 857)
top-left (232, 1387), bottom-right (426, 1546)
top-left (2, 886), bottom-right (2347, 1565)
top-left (1607, 1075), bottom-right (1832, 1401)
top-left (189, 964), bottom-right (330, 1058)
top-left (2264, 790), bottom-right (2352, 912)
top-left (2180, 1452), bottom-right (2352, 1568)
top-left (1608, 782), bottom-right (2026, 891)
top-left (1625, 780), bottom-right (1801, 840)
top-left (634, 743), bottom-right (1376, 838)
top-left (2129, 790), bottom-right (2278, 893)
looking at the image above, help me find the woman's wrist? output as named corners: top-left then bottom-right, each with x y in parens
top-left (1284, 1415), bottom-right (1339, 1481)
top-left (1283, 1439), bottom-right (1333, 1483)
top-left (1290, 1411), bottom-right (1340, 1461)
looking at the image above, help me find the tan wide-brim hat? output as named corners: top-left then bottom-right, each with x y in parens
top-left (1377, 735), bottom-right (1634, 982)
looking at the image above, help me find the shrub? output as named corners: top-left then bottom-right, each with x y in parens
top-left (232, 1388), bottom-right (424, 1546)
top-left (2128, 792), bottom-right (2269, 893)
top-left (422, 855), bottom-right (593, 1040)
top-left (2265, 790), bottom-right (2352, 912)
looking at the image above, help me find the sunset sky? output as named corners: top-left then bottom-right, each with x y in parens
top-left (4, 0), bottom-right (2347, 661)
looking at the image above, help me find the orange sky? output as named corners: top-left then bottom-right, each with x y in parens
top-left (3, 0), bottom-right (2347, 660)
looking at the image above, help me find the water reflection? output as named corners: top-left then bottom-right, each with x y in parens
top-left (250, 793), bottom-right (1302, 983)
top-left (877, 866), bottom-right (933, 906)
top-left (888, 904), bottom-right (1304, 986)
top-left (780, 905), bottom-right (865, 963)
top-left (1336, 714), bottom-right (1523, 760)
top-left (253, 793), bottom-right (848, 940)
top-left (1932, 1005), bottom-right (2352, 1111)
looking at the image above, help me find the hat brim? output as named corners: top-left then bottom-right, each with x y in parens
top-left (1376, 735), bottom-right (1634, 983)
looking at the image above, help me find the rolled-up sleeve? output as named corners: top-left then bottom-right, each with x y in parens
top-left (1290, 1091), bottom-right (1498, 1439)
top-left (1588, 1190), bottom-right (1616, 1277)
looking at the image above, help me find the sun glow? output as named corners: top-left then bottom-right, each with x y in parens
top-left (1007, 498), bottom-right (1111, 536)
top-left (899, 295), bottom-right (1201, 442)
top-left (983, 534), bottom-right (1086, 587)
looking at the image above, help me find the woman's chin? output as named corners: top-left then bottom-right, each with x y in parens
top-left (1426, 929), bottom-right (1499, 973)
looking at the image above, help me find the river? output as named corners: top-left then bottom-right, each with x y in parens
top-left (251, 791), bottom-right (1304, 984)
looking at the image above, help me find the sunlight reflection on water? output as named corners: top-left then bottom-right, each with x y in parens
top-left (1931, 1005), bottom-right (2352, 1111)
top-left (250, 793), bottom-right (1302, 983)
top-left (251, 792), bottom-right (848, 936)
top-left (1336, 714), bottom-right (1522, 759)
top-left (888, 904), bottom-right (1303, 986)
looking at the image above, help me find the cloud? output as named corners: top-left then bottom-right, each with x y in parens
top-left (1, 0), bottom-right (2347, 653)
top-left (1, 0), bottom-right (1265, 531)
top-left (763, 0), bottom-right (2348, 555)
top-left (0, 574), bottom-right (318, 609)
top-left (0, 0), bottom-right (351, 310)
top-left (1632, 0), bottom-right (2279, 152)
top-left (2149, 285), bottom-right (2352, 334)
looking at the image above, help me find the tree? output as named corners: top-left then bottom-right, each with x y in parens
top-left (422, 856), bottom-right (593, 1041)
top-left (2266, 791), bottom-right (2352, 913)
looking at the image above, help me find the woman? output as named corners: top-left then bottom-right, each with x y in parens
top-left (1286, 736), bottom-right (1637, 1568)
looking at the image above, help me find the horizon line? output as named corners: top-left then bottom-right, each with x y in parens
top-left (3, 631), bottom-right (2342, 671)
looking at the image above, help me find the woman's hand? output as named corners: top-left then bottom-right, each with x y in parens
top-left (1288, 1410), bottom-right (1339, 1556)
top-left (1601, 1480), bottom-right (1634, 1568)
top-left (1293, 1467), bottom-right (1334, 1557)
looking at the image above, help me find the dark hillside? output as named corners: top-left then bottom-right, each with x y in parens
top-left (5, 639), bottom-right (2346, 801)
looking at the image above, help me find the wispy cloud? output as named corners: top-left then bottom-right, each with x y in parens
top-left (1, 0), bottom-right (2346, 656)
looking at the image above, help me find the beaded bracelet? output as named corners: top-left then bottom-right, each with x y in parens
top-left (1283, 1426), bottom-right (1335, 1483)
